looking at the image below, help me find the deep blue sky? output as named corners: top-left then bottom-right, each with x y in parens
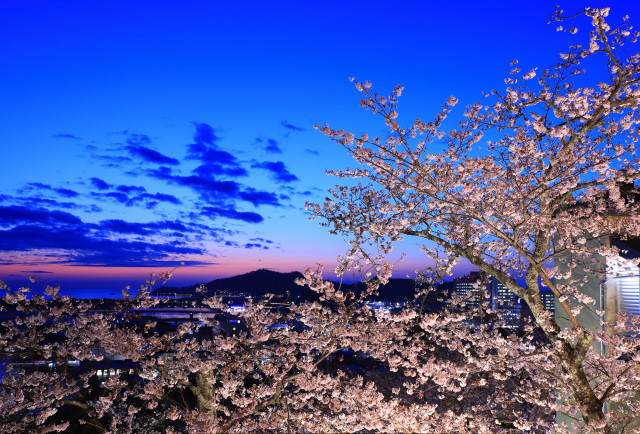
top-left (1, 1), bottom-right (636, 292)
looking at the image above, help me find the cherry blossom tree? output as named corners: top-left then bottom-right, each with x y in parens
top-left (0, 268), bottom-right (557, 433)
top-left (309, 6), bottom-right (640, 433)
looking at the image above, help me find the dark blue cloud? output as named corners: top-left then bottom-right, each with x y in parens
top-left (101, 219), bottom-right (149, 235)
top-left (55, 188), bottom-right (80, 198)
top-left (266, 139), bottom-right (282, 154)
top-left (202, 206), bottom-right (264, 223)
top-left (10, 197), bottom-right (99, 212)
top-left (91, 177), bottom-right (111, 190)
top-left (149, 166), bottom-right (281, 207)
top-left (126, 144), bottom-right (180, 165)
top-left (20, 270), bottom-right (53, 274)
top-left (188, 147), bottom-right (237, 165)
top-left (0, 205), bottom-right (82, 227)
top-left (53, 133), bottom-right (81, 140)
top-left (193, 163), bottom-right (248, 178)
top-left (305, 148), bottom-right (320, 156)
top-left (123, 133), bottom-right (180, 165)
top-left (250, 237), bottom-right (274, 244)
top-left (104, 191), bottom-right (130, 204)
top-left (116, 185), bottom-right (146, 194)
top-left (91, 189), bottom-right (182, 208)
top-left (253, 137), bottom-right (283, 154)
top-left (193, 122), bottom-right (220, 146)
top-left (24, 183), bottom-right (80, 198)
top-left (149, 166), bottom-right (174, 180)
top-left (65, 256), bottom-right (212, 268)
top-left (0, 123), bottom-right (294, 269)
top-left (141, 124), bottom-right (289, 209)
top-left (238, 188), bottom-right (282, 207)
top-left (0, 225), bottom-right (92, 251)
top-left (59, 235), bottom-right (206, 266)
top-left (244, 243), bottom-right (269, 250)
top-left (95, 155), bottom-right (134, 167)
top-left (140, 192), bottom-right (182, 205)
top-left (99, 219), bottom-right (191, 235)
top-left (162, 221), bottom-right (189, 232)
top-left (0, 206), bottom-right (209, 266)
top-left (251, 161), bottom-right (299, 183)
top-left (286, 189), bottom-right (313, 197)
top-left (187, 123), bottom-right (246, 178)
top-left (126, 133), bottom-right (151, 146)
top-left (281, 120), bottom-right (305, 131)
top-left (24, 182), bottom-right (48, 190)
top-left (158, 171), bottom-right (240, 194)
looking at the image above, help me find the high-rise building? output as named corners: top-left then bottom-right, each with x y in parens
top-left (443, 272), bottom-right (525, 327)
top-left (489, 277), bottom-right (521, 327)
top-left (446, 271), bottom-right (483, 309)
top-left (539, 289), bottom-right (555, 314)
top-left (442, 272), bottom-right (557, 328)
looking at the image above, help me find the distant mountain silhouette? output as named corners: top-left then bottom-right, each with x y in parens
top-left (199, 269), bottom-right (307, 299)
top-left (151, 269), bottom-right (449, 304)
top-left (152, 269), bottom-right (306, 299)
top-left (331, 278), bottom-right (447, 303)
top-left (149, 286), bottom-right (185, 296)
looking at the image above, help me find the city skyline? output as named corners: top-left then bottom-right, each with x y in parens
top-left (2, 0), bottom-right (634, 292)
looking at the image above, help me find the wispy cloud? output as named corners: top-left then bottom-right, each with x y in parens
top-left (281, 120), bottom-right (305, 132)
top-left (305, 148), bottom-right (320, 156)
top-left (145, 124), bottom-right (288, 208)
top-left (238, 188), bottom-right (282, 207)
top-left (0, 205), bottom-right (209, 267)
top-left (90, 189), bottom-right (182, 208)
top-left (0, 205), bottom-right (82, 226)
top-left (253, 137), bottom-right (283, 154)
top-left (202, 206), bottom-right (264, 223)
top-left (115, 185), bottom-right (145, 194)
top-left (265, 138), bottom-right (282, 154)
top-left (244, 242), bottom-right (269, 249)
top-left (251, 161), bottom-right (299, 183)
top-left (125, 133), bottom-right (180, 165)
top-left (0, 120), bottom-right (307, 270)
top-left (224, 239), bottom-right (271, 250)
top-left (249, 237), bottom-right (274, 244)
top-left (53, 133), bottom-right (81, 140)
top-left (24, 183), bottom-right (80, 198)
top-left (187, 123), bottom-right (247, 177)
top-left (90, 178), bottom-right (111, 190)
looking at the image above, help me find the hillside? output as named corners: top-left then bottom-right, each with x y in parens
top-left (152, 269), bottom-right (449, 304)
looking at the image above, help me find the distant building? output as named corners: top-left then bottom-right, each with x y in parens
top-left (489, 277), bottom-right (521, 327)
top-left (444, 272), bottom-right (525, 327)
top-left (365, 300), bottom-right (405, 312)
top-left (540, 289), bottom-right (555, 313)
top-left (447, 271), bottom-right (483, 309)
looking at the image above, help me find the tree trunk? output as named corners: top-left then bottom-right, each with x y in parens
top-left (194, 371), bottom-right (216, 415)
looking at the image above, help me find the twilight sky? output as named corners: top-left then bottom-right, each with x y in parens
top-left (1, 1), bottom-right (637, 292)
